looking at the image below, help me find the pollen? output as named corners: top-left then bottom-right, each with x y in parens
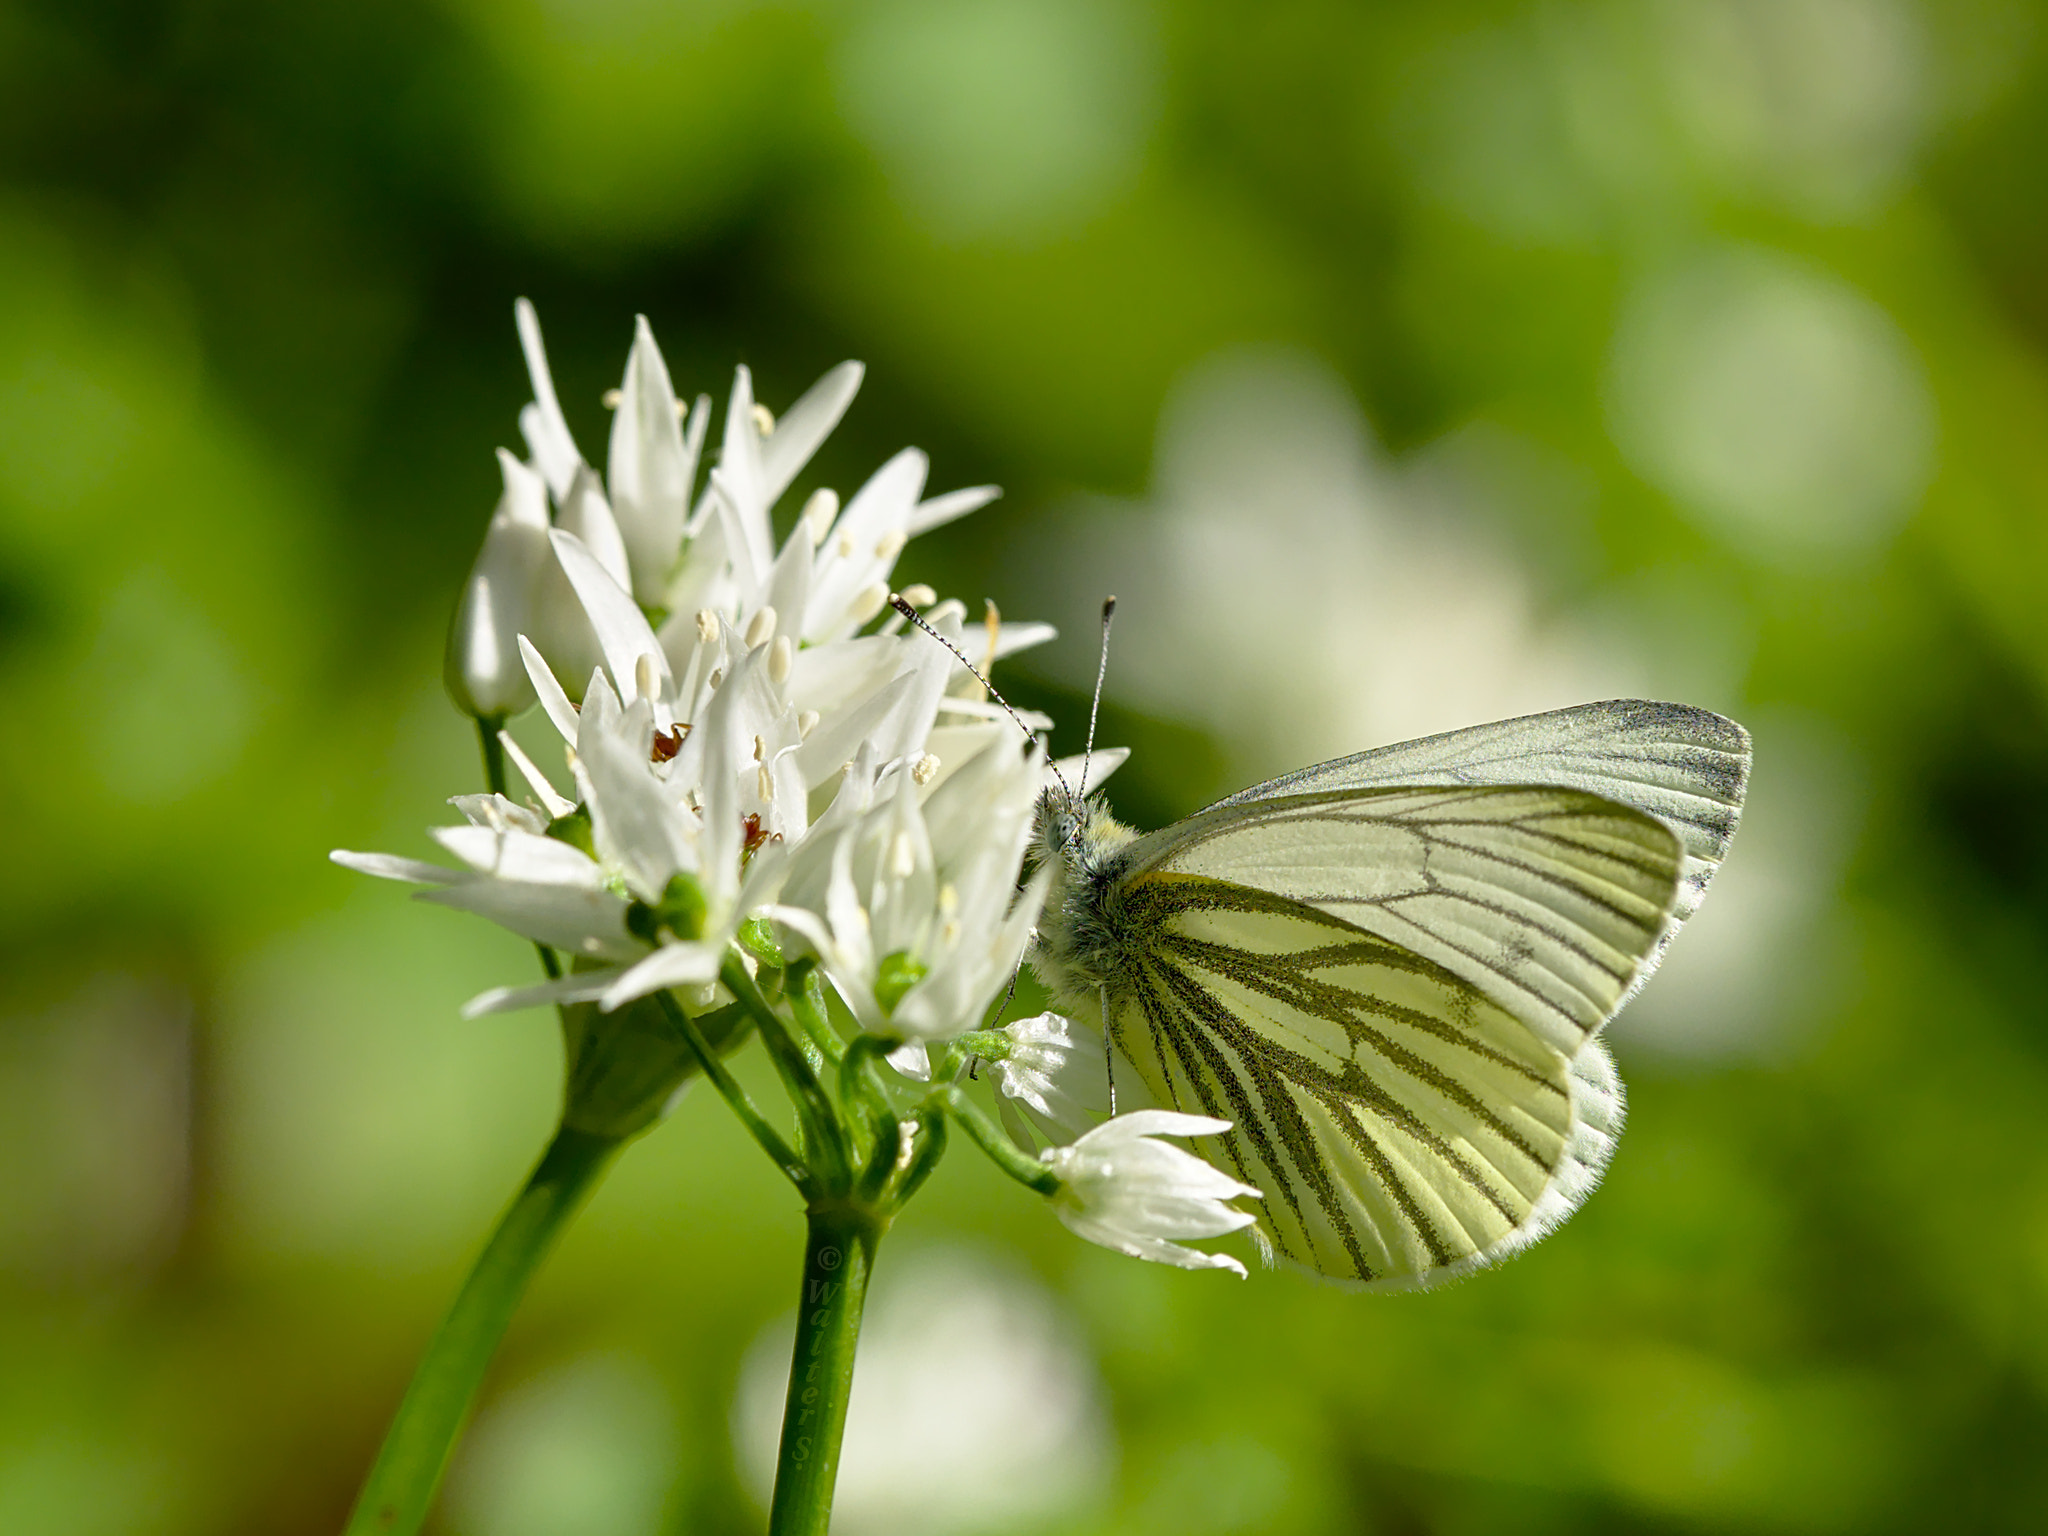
top-left (912, 752), bottom-right (940, 785)
top-left (751, 402), bottom-right (776, 435)
top-left (695, 609), bottom-right (719, 644)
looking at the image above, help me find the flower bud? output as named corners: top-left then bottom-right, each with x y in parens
top-left (444, 450), bottom-right (551, 720)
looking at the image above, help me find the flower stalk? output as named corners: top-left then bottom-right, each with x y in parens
top-left (767, 1206), bottom-right (883, 1536)
top-left (340, 1126), bottom-right (620, 1536)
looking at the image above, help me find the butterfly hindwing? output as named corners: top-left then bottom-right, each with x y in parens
top-left (1101, 783), bottom-right (1682, 1286)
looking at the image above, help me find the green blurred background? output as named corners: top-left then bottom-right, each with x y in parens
top-left (5, 0), bottom-right (2048, 1531)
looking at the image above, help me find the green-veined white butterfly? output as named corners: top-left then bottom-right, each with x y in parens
top-left (1027, 693), bottom-right (1750, 1289)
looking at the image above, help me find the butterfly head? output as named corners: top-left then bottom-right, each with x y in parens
top-left (1030, 785), bottom-right (1136, 880)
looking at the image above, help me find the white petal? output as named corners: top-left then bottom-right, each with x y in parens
top-left (330, 850), bottom-right (457, 885)
top-left (514, 298), bottom-right (582, 498)
top-left (549, 528), bottom-right (672, 705)
top-left (499, 730), bottom-right (576, 819)
top-left (422, 881), bottom-right (638, 959)
top-left (760, 360), bottom-right (863, 506)
top-left (607, 315), bottom-right (691, 605)
top-left (557, 465), bottom-right (632, 590)
top-left (431, 824), bottom-right (604, 886)
top-left (463, 971), bottom-right (622, 1018)
top-left (601, 941), bottom-right (724, 1008)
top-left (906, 482), bottom-right (999, 537)
top-left (519, 635), bottom-right (581, 744)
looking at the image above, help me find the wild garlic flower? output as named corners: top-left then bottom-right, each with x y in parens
top-left (1041, 1112), bottom-right (1261, 1277)
top-left (335, 613), bottom-right (792, 1016)
top-left (767, 728), bottom-right (1048, 1044)
top-left (986, 1012), bottom-right (1113, 1142)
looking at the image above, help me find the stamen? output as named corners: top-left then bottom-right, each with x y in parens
top-left (797, 710), bottom-right (820, 739)
top-left (769, 635), bottom-right (794, 684)
top-left (751, 402), bottom-right (776, 435)
top-left (938, 883), bottom-right (958, 914)
top-left (836, 532), bottom-right (857, 559)
top-left (633, 653), bottom-right (659, 704)
top-left (803, 488), bottom-right (839, 545)
top-left (744, 605), bottom-right (777, 648)
top-left (753, 734), bottom-right (767, 763)
top-left (873, 529), bottom-right (907, 564)
top-left (758, 765), bottom-right (776, 802)
top-left (912, 752), bottom-right (940, 786)
top-left (848, 583), bottom-right (889, 627)
top-left (695, 609), bottom-right (719, 644)
top-left (601, 388), bottom-right (622, 409)
top-left (897, 583), bottom-right (936, 609)
top-left (888, 831), bottom-right (916, 878)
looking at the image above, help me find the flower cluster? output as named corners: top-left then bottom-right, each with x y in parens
top-left (338, 304), bottom-right (1256, 1276)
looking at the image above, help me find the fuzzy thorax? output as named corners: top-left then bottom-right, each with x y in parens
top-left (1027, 789), bottom-right (1142, 1014)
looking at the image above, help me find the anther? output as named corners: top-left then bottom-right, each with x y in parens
top-left (770, 635), bottom-right (794, 684)
top-left (745, 605), bottom-right (777, 648)
top-left (601, 388), bottom-right (622, 409)
top-left (634, 653), bottom-right (660, 704)
top-left (696, 609), bottom-right (719, 644)
top-left (753, 734), bottom-right (767, 763)
top-left (849, 583), bottom-right (889, 627)
top-left (751, 403), bottom-right (776, 435)
top-left (758, 765), bottom-right (776, 802)
top-left (873, 529), bottom-right (907, 564)
top-left (888, 831), bottom-right (916, 878)
top-left (897, 583), bottom-right (936, 609)
top-left (803, 488), bottom-right (839, 545)
top-left (797, 710), bottom-right (820, 739)
top-left (912, 752), bottom-right (940, 786)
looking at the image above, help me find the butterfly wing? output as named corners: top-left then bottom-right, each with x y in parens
top-left (1108, 783), bottom-right (1682, 1286)
top-left (1206, 700), bottom-right (1749, 990)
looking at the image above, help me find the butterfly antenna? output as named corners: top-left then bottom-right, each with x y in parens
top-left (889, 593), bottom-right (1070, 798)
top-left (1080, 596), bottom-right (1116, 800)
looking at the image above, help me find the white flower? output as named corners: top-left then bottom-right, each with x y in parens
top-left (767, 729), bottom-right (1047, 1043)
top-left (1040, 1111), bottom-right (1261, 1277)
top-left (444, 450), bottom-right (552, 719)
top-left (987, 1013), bottom-right (1111, 1140)
top-left (334, 623), bottom-right (788, 1018)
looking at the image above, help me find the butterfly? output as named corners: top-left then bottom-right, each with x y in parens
top-left (1027, 698), bottom-right (1750, 1289)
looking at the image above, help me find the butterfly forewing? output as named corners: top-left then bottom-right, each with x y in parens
top-left (1211, 700), bottom-right (1750, 981)
top-left (1127, 785), bottom-right (1686, 1054)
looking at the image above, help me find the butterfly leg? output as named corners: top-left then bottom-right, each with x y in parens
top-left (1101, 984), bottom-right (1117, 1116)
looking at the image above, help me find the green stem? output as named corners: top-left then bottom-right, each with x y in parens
top-left (476, 715), bottom-right (508, 797)
top-left (342, 1126), bottom-right (620, 1536)
top-left (767, 1207), bottom-right (881, 1536)
top-left (654, 989), bottom-right (811, 1190)
top-left (723, 954), bottom-right (850, 1193)
top-left (936, 1085), bottom-right (1059, 1194)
